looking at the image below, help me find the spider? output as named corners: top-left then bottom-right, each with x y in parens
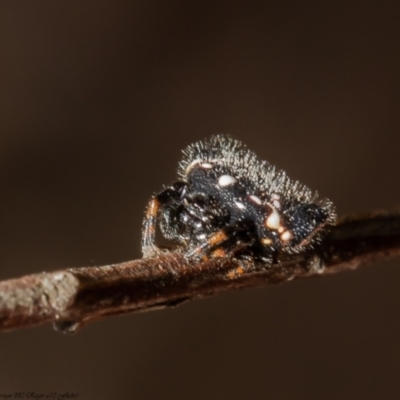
top-left (141, 135), bottom-right (336, 262)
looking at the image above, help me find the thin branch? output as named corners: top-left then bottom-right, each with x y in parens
top-left (0, 212), bottom-right (399, 334)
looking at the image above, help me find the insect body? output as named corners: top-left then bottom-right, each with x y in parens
top-left (142, 135), bottom-right (336, 261)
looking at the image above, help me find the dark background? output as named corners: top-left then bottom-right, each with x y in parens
top-left (1, 1), bottom-right (399, 399)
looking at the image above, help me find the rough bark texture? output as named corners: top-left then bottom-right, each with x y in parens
top-left (0, 212), bottom-right (399, 333)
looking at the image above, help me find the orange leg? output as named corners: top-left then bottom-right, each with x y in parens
top-left (185, 229), bottom-right (229, 259)
top-left (141, 198), bottom-right (160, 258)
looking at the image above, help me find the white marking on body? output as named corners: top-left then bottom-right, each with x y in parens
top-left (185, 159), bottom-right (215, 174)
top-left (200, 162), bottom-right (213, 169)
top-left (185, 159), bottom-right (203, 174)
top-left (265, 208), bottom-right (281, 230)
top-left (281, 230), bottom-right (293, 241)
top-left (261, 237), bottom-right (272, 245)
top-left (218, 175), bottom-right (236, 187)
top-left (234, 201), bottom-right (246, 210)
top-left (271, 193), bottom-right (280, 200)
top-left (278, 226), bottom-right (285, 233)
top-left (248, 194), bottom-right (262, 205)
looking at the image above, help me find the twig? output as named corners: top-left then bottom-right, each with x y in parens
top-left (0, 212), bottom-right (399, 334)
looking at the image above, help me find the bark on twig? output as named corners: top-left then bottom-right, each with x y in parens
top-left (0, 212), bottom-right (399, 333)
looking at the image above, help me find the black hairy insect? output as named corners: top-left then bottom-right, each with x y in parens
top-left (142, 135), bottom-right (336, 262)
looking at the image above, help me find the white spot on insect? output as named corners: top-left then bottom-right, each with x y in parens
top-left (261, 237), bottom-right (272, 245)
top-left (281, 230), bottom-right (293, 242)
top-left (278, 226), bottom-right (285, 233)
top-left (248, 195), bottom-right (262, 205)
top-left (185, 159), bottom-right (203, 174)
top-left (200, 162), bottom-right (213, 169)
top-left (234, 201), bottom-right (246, 210)
top-left (265, 208), bottom-right (281, 230)
top-left (218, 175), bottom-right (236, 187)
top-left (185, 159), bottom-right (214, 174)
top-left (271, 193), bottom-right (280, 200)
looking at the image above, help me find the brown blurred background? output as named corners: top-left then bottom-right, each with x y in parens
top-left (1, 1), bottom-right (400, 399)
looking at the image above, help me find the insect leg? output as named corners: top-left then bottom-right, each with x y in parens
top-left (186, 220), bottom-right (260, 261)
top-left (185, 229), bottom-right (230, 259)
top-left (141, 183), bottom-right (185, 258)
top-left (141, 197), bottom-right (161, 258)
